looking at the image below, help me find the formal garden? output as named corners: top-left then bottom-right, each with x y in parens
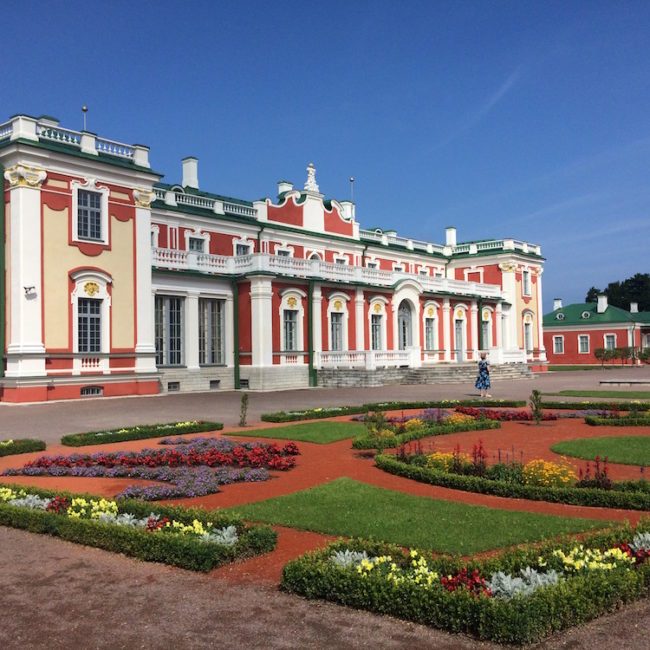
top-left (0, 393), bottom-right (649, 644)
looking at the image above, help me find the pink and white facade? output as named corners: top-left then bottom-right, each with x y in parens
top-left (0, 114), bottom-right (546, 401)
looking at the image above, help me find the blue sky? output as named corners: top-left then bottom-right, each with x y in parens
top-left (4, 0), bottom-right (649, 310)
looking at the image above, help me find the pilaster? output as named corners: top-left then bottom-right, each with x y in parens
top-left (312, 283), bottom-right (322, 354)
top-left (470, 300), bottom-right (479, 360)
top-left (250, 276), bottom-right (273, 366)
top-left (355, 288), bottom-right (365, 350)
top-left (442, 298), bottom-right (451, 361)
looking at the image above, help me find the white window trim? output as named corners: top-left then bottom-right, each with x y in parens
top-left (306, 250), bottom-right (324, 260)
top-left (368, 297), bottom-right (388, 351)
top-left (70, 270), bottom-right (112, 374)
top-left (463, 266), bottom-right (484, 283)
top-left (274, 244), bottom-right (294, 257)
top-left (71, 178), bottom-right (110, 246)
top-left (233, 237), bottom-right (254, 256)
top-left (327, 293), bottom-right (350, 352)
top-left (333, 254), bottom-right (349, 265)
top-left (422, 301), bottom-right (439, 351)
top-left (392, 262), bottom-right (405, 272)
top-left (366, 258), bottom-right (379, 269)
top-left (553, 335), bottom-right (565, 355)
top-left (604, 333), bottom-right (617, 350)
top-left (453, 304), bottom-right (468, 358)
top-left (523, 311), bottom-right (535, 352)
top-left (278, 290), bottom-right (305, 356)
top-left (522, 268), bottom-right (532, 297)
top-left (418, 267), bottom-right (430, 277)
top-left (151, 223), bottom-right (160, 248)
top-left (184, 228), bottom-right (209, 253)
top-left (578, 334), bottom-right (590, 354)
top-left (481, 306), bottom-right (493, 349)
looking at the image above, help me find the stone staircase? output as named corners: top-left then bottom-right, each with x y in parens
top-left (317, 363), bottom-right (532, 388)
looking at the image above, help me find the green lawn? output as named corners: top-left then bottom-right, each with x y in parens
top-left (230, 478), bottom-right (608, 554)
top-left (548, 390), bottom-right (650, 399)
top-left (547, 365), bottom-right (605, 371)
top-left (225, 421), bottom-right (366, 444)
top-left (551, 436), bottom-right (650, 466)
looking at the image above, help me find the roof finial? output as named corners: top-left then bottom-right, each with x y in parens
top-left (304, 162), bottom-right (319, 192)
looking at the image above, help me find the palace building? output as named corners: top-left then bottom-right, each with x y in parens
top-left (0, 113), bottom-right (546, 402)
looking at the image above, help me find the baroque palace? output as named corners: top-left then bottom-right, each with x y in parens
top-left (0, 114), bottom-right (546, 402)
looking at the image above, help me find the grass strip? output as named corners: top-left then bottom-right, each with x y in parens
top-left (0, 439), bottom-right (46, 457)
top-left (551, 436), bottom-right (650, 466)
top-left (550, 390), bottom-right (650, 399)
top-left (231, 477), bottom-right (607, 554)
top-left (225, 421), bottom-right (366, 444)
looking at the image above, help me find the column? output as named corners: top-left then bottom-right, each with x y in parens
top-left (4, 165), bottom-right (47, 377)
top-left (250, 276), bottom-right (273, 367)
top-left (442, 298), bottom-right (451, 361)
top-left (499, 262), bottom-right (520, 353)
top-left (355, 288), bottom-right (365, 351)
top-left (133, 189), bottom-right (157, 373)
top-left (470, 300), bottom-right (479, 360)
top-left (312, 283), bottom-right (322, 358)
top-left (495, 302), bottom-right (503, 363)
top-left (224, 294), bottom-right (234, 367)
top-left (535, 269), bottom-right (547, 361)
top-left (185, 292), bottom-right (200, 369)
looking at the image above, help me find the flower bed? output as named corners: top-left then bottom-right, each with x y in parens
top-left (585, 415), bottom-right (650, 426)
top-left (455, 406), bottom-right (557, 421)
top-left (352, 418), bottom-right (501, 450)
top-left (60, 421), bottom-right (223, 446)
top-left (0, 483), bottom-right (276, 571)
top-left (3, 437), bottom-right (300, 500)
top-left (261, 399), bottom-right (526, 423)
top-left (375, 452), bottom-right (650, 510)
top-left (281, 524), bottom-right (650, 644)
top-left (0, 438), bottom-right (46, 457)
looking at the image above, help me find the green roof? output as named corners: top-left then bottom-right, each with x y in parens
top-left (544, 303), bottom-right (634, 327)
top-left (154, 182), bottom-right (253, 207)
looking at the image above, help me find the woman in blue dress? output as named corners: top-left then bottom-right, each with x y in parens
top-left (475, 352), bottom-right (491, 398)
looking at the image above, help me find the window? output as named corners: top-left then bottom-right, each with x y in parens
top-left (188, 237), bottom-right (204, 253)
top-left (283, 310), bottom-right (298, 351)
top-left (419, 268), bottom-right (429, 276)
top-left (155, 296), bottom-right (184, 366)
top-left (366, 260), bottom-right (379, 269)
top-left (199, 298), bottom-right (225, 365)
top-left (604, 334), bottom-right (616, 350)
top-left (77, 190), bottom-right (102, 240)
top-left (522, 270), bottom-right (531, 296)
top-left (481, 321), bottom-right (490, 348)
top-left (393, 264), bottom-right (404, 272)
top-left (276, 248), bottom-right (291, 257)
top-left (424, 317), bottom-right (436, 350)
top-left (235, 243), bottom-right (251, 256)
top-left (371, 314), bottom-right (383, 350)
top-left (330, 312), bottom-right (343, 351)
top-left (334, 257), bottom-right (347, 265)
top-left (78, 298), bottom-right (101, 353)
top-left (553, 336), bottom-right (564, 354)
top-left (524, 322), bottom-right (533, 352)
top-left (579, 335), bottom-right (589, 354)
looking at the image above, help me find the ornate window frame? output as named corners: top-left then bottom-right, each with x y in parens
top-left (233, 236), bottom-right (254, 256)
top-left (184, 228), bottom-right (209, 253)
top-left (279, 289), bottom-right (306, 354)
top-left (553, 335), bottom-right (565, 355)
top-left (368, 297), bottom-right (388, 351)
top-left (422, 301), bottom-right (439, 351)
top-left (327, 292), bottom-right (350, 352)
top-left (71, 177), bottom-right (110, 247)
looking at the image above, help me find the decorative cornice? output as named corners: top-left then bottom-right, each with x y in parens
top-left (499, 261), bottom-right (517, 273)
top-left (4, 164), bottom-right (47, 188)
top-left (134, 188), bottom-right (155, 208)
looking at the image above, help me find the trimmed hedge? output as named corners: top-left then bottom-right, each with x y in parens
top-left (352, 420), bottom-right (501, 450)
top-left (0, 438), bottom-right (46, 457)
top-left (61, 421), bottom-right (223, 446)
top-left (542, 400), bottom-right (650, 411)
top-left (262, 399), bottom-right (526, 423)
top-left (375, 454), bottom-right (650, 510)
top-left (281, 525), bottom-right (650, 645)
top-left (0, 483), bottom-right (276, 571)
top-left (585, 415), bottom-right (650, 426)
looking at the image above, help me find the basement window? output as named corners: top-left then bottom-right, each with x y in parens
top-left (80, 385), bottom-right (103, 397)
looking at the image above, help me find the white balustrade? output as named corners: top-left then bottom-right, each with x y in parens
top-left (38, 125), bottom-right (81, 145)
top-left (0, 121), bottom-right (13, 140)
top-left (95, 138), bottom-right (134, 159)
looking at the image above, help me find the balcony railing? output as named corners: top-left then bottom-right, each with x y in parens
top-left (151, 249), bottom-right (504, 299)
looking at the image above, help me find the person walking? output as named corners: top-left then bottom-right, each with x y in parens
top-left (475, 352), bottom-right (491, 398)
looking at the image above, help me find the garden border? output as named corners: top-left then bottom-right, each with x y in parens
top-left (0, 438), bottom-right (46, 457)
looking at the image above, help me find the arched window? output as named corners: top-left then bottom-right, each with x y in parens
top-left (397, 300), bottom-right (413, 350)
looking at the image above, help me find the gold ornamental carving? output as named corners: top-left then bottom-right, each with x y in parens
top-left (455, 309), bottom-right (464, 319)
top-left (373, 303), bottom-right (382, 313)
top-left (498, 261), bottom-right (517, 273)
top-left (133, 188), bottom-right (155, 208)
top-left (427, 306), bottom-right (434, 317)
top-left (482, 309), bottom-right (490, 321)
top-left (84, 282), bottom-right (100, 297)
top-left (4, 164), bottom-right (47, 188)
top-left (287, 296), bottom-right (298, 308)
top-left (333, 299), bottom-right (343, 311)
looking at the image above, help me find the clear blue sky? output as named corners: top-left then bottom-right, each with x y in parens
top-left (4, 0), bottom-right (649, 310)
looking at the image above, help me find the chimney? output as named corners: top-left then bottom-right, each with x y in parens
top-left (445, 226), bottom-right (457, 247)
top-left (630, 302), bottom-right (639, 313)
top-left (553, 298), bottom-right (563, 311)
top-left (182, 156), bottom-right (199, 189)
top-left (277, 180), bottom-right (293, 195)
top-left (597, 293), bottom-right (608, 314)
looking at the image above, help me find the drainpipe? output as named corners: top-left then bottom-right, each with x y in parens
top-left (256, 224), bottom-right (265, 253)
top-left (308, 279), bottom-right (317, 386)
top-left (0, 164), bottom-right (5, 378)
top-left (231, 278), bottom-right (240, 389)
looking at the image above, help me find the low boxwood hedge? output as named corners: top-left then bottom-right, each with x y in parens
top-left (352, 420), bottom-right (501, 450)
top-left (61, 420), bottom-right (223, 446)
top-left (375, 454), bottom-right (650, 510)
top-left (262, 399), bottom-right (526, 423)
top-left (0, 483), bottom-right (276, 571)
top-left (281, 525), bottom-right (650, 645)
top-left (585, 415), bottom-right (650, 426)
top-left (541, 400), bottom-right (650, 411)
top-left (0, 438), bottom-right (46, 457)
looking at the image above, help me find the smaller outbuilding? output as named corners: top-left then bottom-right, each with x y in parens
top-left (543, 295), bottom-right (650, 365)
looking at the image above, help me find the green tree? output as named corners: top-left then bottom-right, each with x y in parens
top-left (585, 273), bottom-right (650, 311)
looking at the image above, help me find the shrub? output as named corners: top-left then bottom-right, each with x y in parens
top-left (542, 400), bottom-right (650, 411)
top-left (585, 415), bottom-right (650, 426)
top-left (239, 393), bottom-right (249, 427)
top-left (60, 421), bottom-right (223, 446)
top-left (529, 390), bottom-right (543, 425)
top-left (522, 459), bottom-right (577, 488)
top-left (0, 438), bottom-right (46, 457)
